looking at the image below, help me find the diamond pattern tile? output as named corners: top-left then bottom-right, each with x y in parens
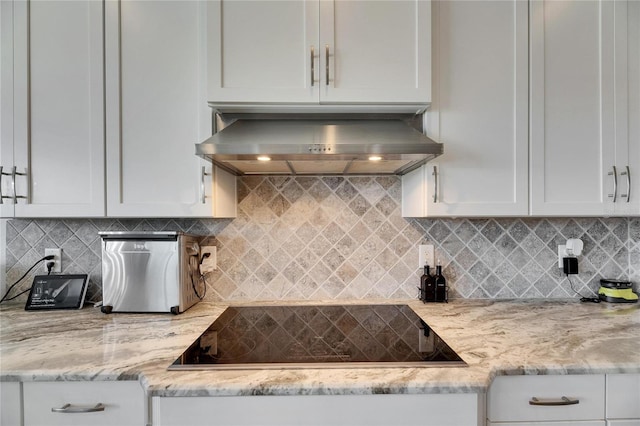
top-left (3, 176), bottom-right (638, 302)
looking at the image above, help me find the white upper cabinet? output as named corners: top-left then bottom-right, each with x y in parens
top-left (208, 0), bottom-right (431, 105)
top-left (530, 0), bottom-right (638, 216)
top-left (105, 0), bottom-right (236, 218)
top-left (402, 0), bottom-right (528, 217)
top-left (1, 0), bottom-right (105, 218)
top-left (614, 0), bottom-right (640, 216)
top-left (317, 0), bottom-right (431, 104)
top-left (208, 0), bottom-right (319, 104)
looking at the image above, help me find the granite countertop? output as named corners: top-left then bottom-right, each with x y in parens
top-left (0, 299), bottom-right (638, 397)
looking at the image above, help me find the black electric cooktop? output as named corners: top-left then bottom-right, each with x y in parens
top-left (169, 304), bottom-right (466, 370)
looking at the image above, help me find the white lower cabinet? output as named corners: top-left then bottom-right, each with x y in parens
top-left (152, 393), bottom-right (482, 426)
top-left (606, 374), bottom-right (640, 426)
top-left (0, 382), bottom-right (21, 426)
top-left (22, 381), bottom-right (146, 426)
top-left (487, 375), bottom-right (606, 426)
top-left (488, 423), bottom-right (604, 426)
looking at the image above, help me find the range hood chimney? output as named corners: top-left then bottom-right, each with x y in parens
top-left (196, 111), bottom-right (443, 176)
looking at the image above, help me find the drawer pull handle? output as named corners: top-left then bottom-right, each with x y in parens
top-left (51, 403), bottom-right (105, 413)
top-left (529, 396), bottom-right (579, 406)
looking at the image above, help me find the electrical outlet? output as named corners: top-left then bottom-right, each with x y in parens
top-left (44, 248), bottom-right (62, 273)
top-left (418, 244), bottom-right (434, 269)
top-left (557, 245), bottom-right (566, 268)
top-left (200, 246), bottom-right (217, 274)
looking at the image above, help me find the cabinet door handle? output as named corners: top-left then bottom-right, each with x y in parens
top-left (200, 166), bottom-right (211, 204)
top-left (621, 166), bottom-right (630, 202)
top-left (529, 396), bottom-right (579, 406)
top-left (432, 166), bottom-right (438, 203)
top-left (0, 166), bottom-right (8, 204)
top-left (325, 45), bottom-right (330, 86)
top-left (310, 45), bottom-right (316, 86)
top-left (608, 166), bottom-right (618, 202)
top-left (10, 166), bottom-right (28, 204)
top-left (51, 403), bottom-right (105, 413)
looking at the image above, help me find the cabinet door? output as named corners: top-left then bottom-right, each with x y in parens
top-left (402, 0), bottom-right (528, 217)
top-left (0, 1), bottom-right (15, 218)
top-left (0, 382), bottom-right (22, 426)
top-left (530, 0), bottom-right (615, 216)
top-left (4, 0), bottom-right (105, 218)
top-left (105, 0), bottom-right (236, 218)
top-left (319, 0), bottom-right (430, 104)
top-left (207, 0), bottom-right (319, 104)
top-left (614, 0), bottom-right (640, 216)
top-left (606, 374), bottom-right (640, 420)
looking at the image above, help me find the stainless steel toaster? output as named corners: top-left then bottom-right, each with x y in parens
top-left (99, 231), bottom-right (203, 314)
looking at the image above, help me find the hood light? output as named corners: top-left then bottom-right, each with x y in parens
top-left (369, 156), bottom-right (383, 161)
top-left (257, 156), bottom-right (271, 162)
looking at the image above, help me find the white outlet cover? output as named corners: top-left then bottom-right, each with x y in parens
top-left (418, 244), bottom-right (435, 269)
top-left (200, 246), bottom-right (217, 273)
top-left (44, 248), bottom-right (62, 273)
top-left (557, 245), bottom-right (566, 268)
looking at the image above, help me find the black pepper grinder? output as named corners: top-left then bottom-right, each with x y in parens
top-left (434, 260), bottom-right (447, 303)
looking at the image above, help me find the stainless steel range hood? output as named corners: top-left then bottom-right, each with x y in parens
top-left (196, 112), bottom-right (443, 176)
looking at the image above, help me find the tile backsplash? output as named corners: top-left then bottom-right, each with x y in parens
top-left (4, 176), bottom-right (639, 303)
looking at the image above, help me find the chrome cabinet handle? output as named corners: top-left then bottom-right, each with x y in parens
top-left (51, 403), bottom-right (105, 413)
top-left (608, 166), bottom-right (618, 202)
top-left (200, 166), bottom-right (211, 204)
top-left (10, 166), bottom-right (28, 203)
top-left (325, 45), bottom-right (330, 86)
top-left (0, 166), bottom-right (9, 204)
top-left (310, 46), bottom-right (316, 86)
top-left (621, 166), bottom-right (630, 202)
top-left (432, 166), bottom-right (438, 203)
top-left (529, 396), bottom-right (579, 406)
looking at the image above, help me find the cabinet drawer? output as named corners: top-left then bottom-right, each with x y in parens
top-left (606, 374), bottom-right (640, 419)
top-left (488, 422), bottom-right (605, 426)
top-left (487, 375), bottom-right (605, 422)
top-left (153, 393), bottom-right (480, 426)
top-left (23, 381), bottom-right (146, 426)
